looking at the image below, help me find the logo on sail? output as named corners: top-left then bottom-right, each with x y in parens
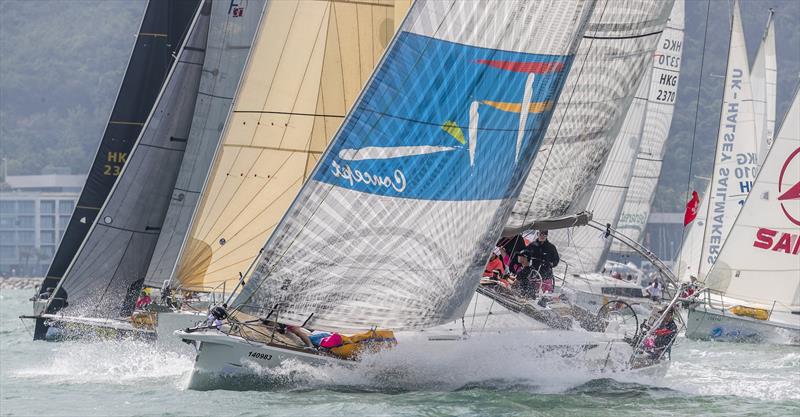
top-left (315, 32), bottom-right (569, 201)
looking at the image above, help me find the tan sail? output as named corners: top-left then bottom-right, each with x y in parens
top-left (176, 0), bottom-right (407, 290)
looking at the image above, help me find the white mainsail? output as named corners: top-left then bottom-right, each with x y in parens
top-left (234, 0), bottom-right (597, 332)
top-left (47, 2), bottom-right (210, 316)
top-left (553, 66), bottom-right (650, 273)
top-left (143, 0), bottom-right (267, 289)
top-left (751, 9), bottom-right (777, 162)
top-left (504, 0), bottom-right (676, 235)
top-left (704, 88), bottom-right (800, 309)
top-left (611, 0), bottom-right (684, 251)
top-left (170, 0), bottom-right (410, 292)
top-left (697, 0), bottom-right (759, 280)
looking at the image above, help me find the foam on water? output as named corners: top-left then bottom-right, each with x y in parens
top-left (12, 339), bottom-right (194, 387)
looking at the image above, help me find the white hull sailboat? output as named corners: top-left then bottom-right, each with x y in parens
top-left (685, 84), bottom-right (800, 345)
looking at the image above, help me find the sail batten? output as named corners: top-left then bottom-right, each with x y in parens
top-left (233, 0), bottom-right (599, 332)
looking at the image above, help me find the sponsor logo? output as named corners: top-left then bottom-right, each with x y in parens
top-left (752, 147), bottom-right (800, 255)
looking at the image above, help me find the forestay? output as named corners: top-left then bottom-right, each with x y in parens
top-left (504, 0), bottom-right (675, 236)
top-left (47, 2), bottom-right (210, 317)
top-left (39, 0), bottom-right (201, 302)
top-left (234, 0), bottom-right (596, 332)
top-left (143, 0), bottom-right (267, 290)
top-left (172, 0), bottom-right (410, 292)
top-left (698, 0), bottom-right (759, 279)
top-left (611, 0), bottom-right (684, 251)
top-left (704, 88), bottom-right (800, 309)
top-left (751, 10), bottom-right (777, 163)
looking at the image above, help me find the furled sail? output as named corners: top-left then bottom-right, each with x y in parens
top-left (143, 0), bottom-right (267, 289)
top-left (553, 66), bottom-right (651, 273)
top-left (234, 0), bottom-right (596, 332)
top-left (704, 87), bottom-right (800, 309)
top-left (38, 0), bottom-right (201, 300)
top-left (46, 2), bottom-right (210, 317)
top-left (611, 0), bottom-right (684, 251)
top-left (503, 0), bottom-right (676, 236)
top-left (751, 10), bottom-right (777, 162)
top-left (697, 0), bottom-right (759, 279)
top-left (172, 0), bottom-right (409, 291)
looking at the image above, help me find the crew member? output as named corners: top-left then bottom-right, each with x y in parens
top-left (525, 230), bottom-right (559, 292)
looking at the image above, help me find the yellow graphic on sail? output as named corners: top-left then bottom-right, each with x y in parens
top-left (441, 120), bottom-right (466, 145)
top-left (481, 100), bottom-right (552, 113)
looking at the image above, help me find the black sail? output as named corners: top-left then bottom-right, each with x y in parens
top-left (45, 1), bottom-right (211, 320)
top-left (39, 0), bottom-right (201, 302)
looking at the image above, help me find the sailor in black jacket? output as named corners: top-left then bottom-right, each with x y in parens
top-left (524, 230), bottom-right (559, 290)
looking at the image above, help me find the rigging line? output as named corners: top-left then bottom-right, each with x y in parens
top-left (234, 110), bottom-right (345, 118)
top-left (518, 0), bottom-right (612, 230)
top-left (97, 222), bottom-right (161, 235)
top-left (583, 29), bottom-right (663, 40)
top-left (682, 0), bottom-right (720, 278)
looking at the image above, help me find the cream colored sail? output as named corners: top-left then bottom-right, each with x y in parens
top-left (751, 10), bottom-right (777, 162)
top-left (174, 0), bottom-right (408, 291)
top-left (705, 88), bottom-right (800, 309)
top-left (698, 0), bottom-right (760, 280)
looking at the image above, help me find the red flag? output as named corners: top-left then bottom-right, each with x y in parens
top-left (684, 191), bottom-right (700, 226)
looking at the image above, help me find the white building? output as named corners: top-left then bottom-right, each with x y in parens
top-left (0, 174), bottom-right (84, 277)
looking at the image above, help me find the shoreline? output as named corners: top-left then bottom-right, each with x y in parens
top-left (0, 277), bottom-right (43, 290)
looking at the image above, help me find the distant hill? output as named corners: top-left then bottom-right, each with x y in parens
top-left (0, 0), bottom-right (798, 213)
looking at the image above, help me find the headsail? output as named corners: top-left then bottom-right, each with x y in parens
top-left (503, 0), bottom-right (677, 236)
top-left (143, 0), bottom-right (267, 289)
top-left (47, 2), bottom-right (211, 317)
top-left (751, 9), bottom-right (777, 162)
top-left (704, 87), bottom-right (800, 309)
top-left (171, 0), bottom-right (410, 291)
top-left (38, 0), bottom-right (201, 300)
top-left (234, 0), bottom-right (596, 332)
top-left (697, 0), bottom-right (759, 279)
top-left (611, 0), bottom-right (685, 251)
top-left (674, 182), bottom-right (710, 281)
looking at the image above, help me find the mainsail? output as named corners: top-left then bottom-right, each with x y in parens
top-left (143, 0), bottom-right (267, 289)
top-left (504, 0), bottom-right (676, 236)
top-left (704, 87), bottom-right (800, 309)
top-left (554, 67), bottom-right (651, 273)
top-left (233, 0), bottom-right (596, 332)
top-left (171, 0), bottom-right (410, 291)
top-left (697, 0), bottom-right (759, 279)
top-left (611, 0), bottom-right (684, 251)
top-left (46, 2), bottom-right (211, 317)
top-left (38, 0), bottom-right (201, 300)
top-left (751, 9), bottom-right (777, 162)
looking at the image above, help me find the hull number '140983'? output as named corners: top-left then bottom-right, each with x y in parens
top-left (248, 351), bottom-right (272, 361)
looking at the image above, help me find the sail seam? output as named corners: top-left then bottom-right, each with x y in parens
top-left (98, 223), bottom-right (161, 235)
top-left (234, 110), bottom-right (345, 118)
top-left (138, 143), bottom-right (186, 152)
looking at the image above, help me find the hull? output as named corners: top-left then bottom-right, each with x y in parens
top-left (154, 310), bottom-right (206, 352)
top-left (30, 314), bottom-right (155, 342)
top-left (685, 306), bottom-right (800, 345)
top-left (179, 326), bottom-right (667, 391)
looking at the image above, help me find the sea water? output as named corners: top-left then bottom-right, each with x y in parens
top-left (1, 288), bottom-right (798, 417)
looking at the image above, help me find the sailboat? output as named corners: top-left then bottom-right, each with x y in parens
top-left (177, 0), bottom-right (682, 389)
top-left (25, 0), bottom-right (211, 340)
top-left (28, 0), bottom-right (202, 340)
top-left (685, 86), bottom-right (800, 345)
